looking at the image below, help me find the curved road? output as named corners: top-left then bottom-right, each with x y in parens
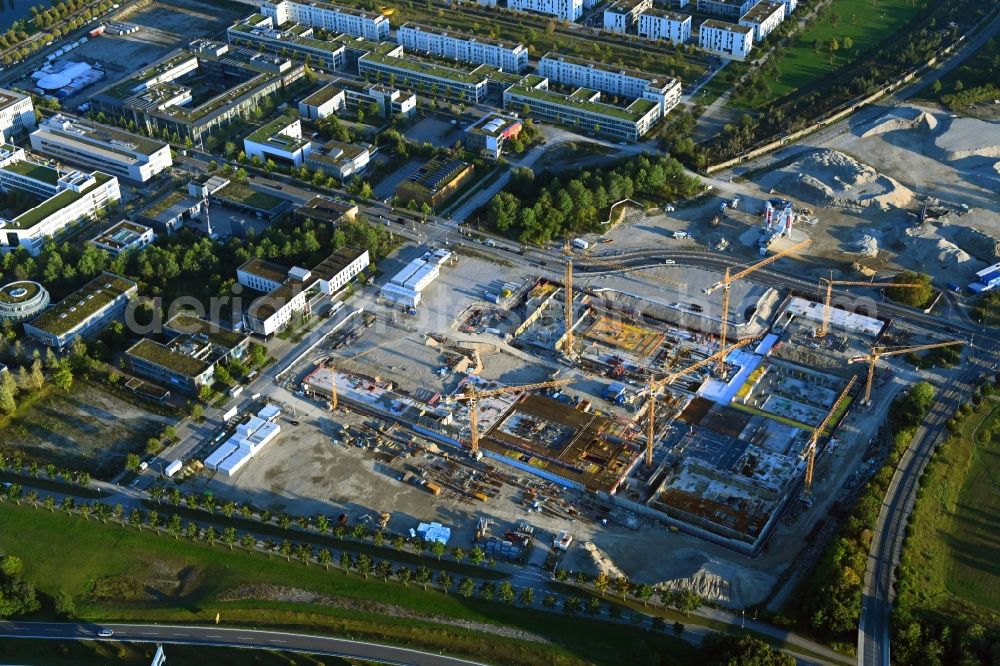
top-left (0, 621), bottom-right (487, 666)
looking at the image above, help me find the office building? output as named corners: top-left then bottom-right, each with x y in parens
top-left (359, 48), bottom-right (494, 104)
top-left (397, 23), bottom-right (528, 73)
top-left (509, 0), bottom-right (582, 22)
top-left (90, 40), bottom-right (305, 143)
top-left (238, 248), bottom-right (370, 336)
top-left (395, 156), bottom-right (474, 208)
top-left (538, 53), bottom-right (682, 116)
top-left (464, 113), bottom-right (523, 159)
top-left (503, 75), bottom-right (660, 141)
top-left (637, 10), bottom-right (692, 44)
top-left (0, 281), bottom-right (50, 324)
top-left (228, 13), bottom-right (346, 70)
top-left (30, 113), bottom-right (171, 183)
top-left (738, 1), bottom-right (785, 42)
top-left (298, 83), bottom-right (346, 119)
top-left (699, 19), bottom-right (754, 60)
top-left (305, 139), bottom-right (371, 180)
top-left (295, 195), bottom-right (358, 225)
top-left (380, 248), bottom-right (452, 308)
top-left (262, 0), bottom-right (389, 41)
top-left (0, 145), bottom-right (121, 256)
top-left (603, 0), bottom-right (653, 33)
top-left (0, 89), bottom-right (37, 143)
top-left (327, 77), bottom-right (417, 118)
top-left (89, 220), bottom-right (156, 255)
top-left (24, 272), bottom-right (136, 349)
top-left (243, 115), bottom-right (312, 167)
top-left (697, 0), bottom-right (758, 17)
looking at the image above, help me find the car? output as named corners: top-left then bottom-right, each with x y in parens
top-left (396, 217), bottom-right (407, 225)
top-left (289, 419), bottom-right (301, 426)
top-left (664, 259), bottom-right (675, 265)
top-left (97, 629), bottom-right (114, 638)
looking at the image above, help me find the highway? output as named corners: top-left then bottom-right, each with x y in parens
top-left (0, 621), bottom-right (487, 666)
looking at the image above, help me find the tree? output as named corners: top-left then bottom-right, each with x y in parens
top-left (0, 383), bottom-right (15, 415)
top-left (542, 594), bottom-right (558, 609)
top-left (614, 576), bottom-right (630, 600)
top-left (594, 572), bottom-right (610, 596)
top-left (498, 581), bottom-right (515, 603)
top-left (125, 453), bottom-right (141, 472)
top-left (638, 583), bottom-right (654, 607)
top-left (458, 577), bottom-right (475, 598)
top-left (437, 571), bottom-right (453, 594)
top-left (396, 566), bottom-right (412, 587)
top-left (51, 363), bottom-right (73, 391)
top-left (191, 404), bottom-right (204, 422)
top-left (317, 548), bottom-right (332, 569)
top-left (519, 587), bottom-right (534, 606)
top-left (354, 553), bottom-right (372, 578)
top-left (701, 635), bottom-right (794, 666)
top-left (222, 527), bottom-right (237, 549)
top-left (431, 540), bottom-right (447, 560)
top-left (53, 589), bottom-right (75, 617)
top-left (29, 359), bottom-right (44, 391)
top-left (340, 551), bottom-right (352, 573)
top-left (452, 547), bottom-right (466, 563)
top-left (885, 271), bottom-right (933, 307)
top-left (415, 565), bottom-right (431, 590)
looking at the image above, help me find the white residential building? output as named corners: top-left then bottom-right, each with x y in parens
top-left (261, 0), bottom-right (389, 41)
top-left (699, 19), bottom-right (754, 60)
top-left (243, 115), bottom-right (313, 167)
top-left (397, 23), bottom-right (528, 73)
top-left (603, 0), bottom-right (653, 33)
top-left (738, 1), bottom-right (785, 42)
top-left (697, 0), bottom-right (758, 17)
top-left (30, 114), bottom-right (172, 183)
top-left (637, 10), bottom-right (692, 44)
top-left (0, 145), bottom-right (121, 256)
top-left (0, 89), bottom-right (36, 143)
top-left (358, 49), bottom-right (494, 104)
top-left (777, 0), bottom-right (796, 12)
top-left (509, 0), bottom-right (582, 22)
top-left (538, 53), bottom-right (682, 116)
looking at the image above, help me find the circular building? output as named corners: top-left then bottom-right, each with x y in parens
top-left (0, 281), bottom-right (50, 323)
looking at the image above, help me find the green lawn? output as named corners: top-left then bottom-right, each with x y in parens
top-left (0, 502), bottom-right (698, 666)
top-left (896, 402), bottom-right (1000, 627)
top-left (918, 34), bottom-right (1000, 113)
top-left (740, 0), bottom-right (932, 108)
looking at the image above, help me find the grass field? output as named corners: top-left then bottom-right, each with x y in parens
top-left (739, 0), bottom-right (932, 108)
top-left (915, 34), bottom-right (1000, 115)
top-left (0, 502), bottom-right (698, 666)
top-left (897, 401), bottom-right (1000, 627)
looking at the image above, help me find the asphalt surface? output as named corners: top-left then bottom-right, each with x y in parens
top-left (0, 621), bottom-right (488, 666)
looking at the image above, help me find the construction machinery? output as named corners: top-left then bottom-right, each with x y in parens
top-left (636, 337), bottom-right (757, 467)
top-left (560, 245), bottom-right (686, 355)
top-left (803, 375), bottom-right (857, 492)
top-left (704, 239), bottom-right (811, 372)
top-left (817, 273), bottom-right (922, 337)
top-left (447, 378), bottom-right (574, 455)
top-left (849, 340), bottom-right (964, 403)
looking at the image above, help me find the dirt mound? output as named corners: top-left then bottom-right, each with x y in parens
top-left (844, 232), bottom-right (880, 257)
top-left (935, 117), bottom-right (1000, 160)
top-left (653, 558), bottom-right (773, 609)
top-left (775, 149), bottom-right (914, 210)
top-left (860, 108), bottom-right (937, 138)
top-left (904, 222), bottom-right (988, 274)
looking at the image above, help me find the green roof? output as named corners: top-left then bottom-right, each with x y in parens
top-left (245, 114), bottom-right (306, 148)
top-left (360, 51), bottom-right (490, 85)
top-left (127, 337), bottom-right (211, 377)
top-left (142, 190), bottom-right (186, 217)
top-left (215, 182), bottom-right (285, 211)
top-left (4, 160), bottom-right (60, 185)
top-left (164, 312), bottom-right (248, 349)
top-left (507, 85), bottom-right (657, 121)
top-left (27, 273), bottom-right (135, 336)
top-left (0, 281), bottom-right (41, 304)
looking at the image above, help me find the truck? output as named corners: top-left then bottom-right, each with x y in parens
top-left (164, 460), bottom-right (183, 478)
top-left (571, 238), bottom-right (589, 250)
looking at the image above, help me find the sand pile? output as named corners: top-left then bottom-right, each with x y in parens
top-left (776, 149), bottom-right (915, 210)
top-left (845, 232), bottom-right (879, 257)
top-left (904, 220), bottom-right (989, 274)
top-left (860, 107), bottom-right (938, 138)
top-left (935, 117), bottom-right (1000, 160)
top-left (653, 557), bottom-right (773, 609)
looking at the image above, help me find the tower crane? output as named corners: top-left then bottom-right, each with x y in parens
top-left (803, 375), bottom-right (856, 492)
top-left (848, 340), bottom-right (964, 404)
top-left (560, 246), bottom-right (685, 355)
top-left (447, 378), bottom-right (574, 455)
top-left (325, 342), bottom-right (385, 412)
top-left (704, 239), bottom-right (811, 372)
top-left (817, 273), bottom-right (922, 338)
top-left (636, 337), bottom-right (757, 467)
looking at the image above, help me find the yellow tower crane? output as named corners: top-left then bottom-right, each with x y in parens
top-left (848, 340), bottom-right (964, 404)
top-left (326, 343), bottom-right (387, 412)
top-left (704, 239), bottom-right (811, 372)
top-left (803, 375), bottom-right (857, 492)
top-left (448, 378), bottom-right (574, 456)
top-left (560, 246), bottom-right (685, 355)
top-left (636, 337), bottom-right (757, 467)
top-left (817, 273), bottom-right (922, 338)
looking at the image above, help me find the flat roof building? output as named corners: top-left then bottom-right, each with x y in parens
top-left (298, 83), bottom-right (347, 120)
top-left (380, 247), bottom-right (452, 308)
top-left (637, 10), bottom-right (692, 44)
top-left (0, 281), bottom-right (50, 323)
top-left (30, 113), bottom-right (172, 183)
top-left (228, 13), bottom-right (346, 71)
top-left (359, 48), bottom-right (495, 104)
top-left (0, 89), bottom-right (37, 143)
top-left (243, 115), bottom-right (312, 167)
top-left (538, 53), bottom-right (682, 116)
top-left (24, 272), bottom-right (136, 349)
top-left (0, 145), bottom-right (121, 256)
top-left (603, 0), bottom-right (653, 34)
top-left (697, 0), bottom-right (759, 17)
top-left (738, 0), bottom-right (786, 42)
top-left (509, 0), bottom-right (583, 22)
top-left (699, 19), bottom-right (754, 60)
top-left (89, 219), bottom-right (155, 255)
top-left (328, 77), bottom-right (417, 118)
top-left (464, 113), bottom-right (523, 160)
top-left (262, 0), bottom-right (390, 41)
top-left (295, 195), bottom-right (358, 224)
top-left (304, 139), bottom-right (371, 181)
top-left (395, 156), bottom-right (474, 209)
top-left (397, 23), bottom-right (528, 73)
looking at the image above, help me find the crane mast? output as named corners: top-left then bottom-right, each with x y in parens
top-left (804, 375), bottom-right (857, 491)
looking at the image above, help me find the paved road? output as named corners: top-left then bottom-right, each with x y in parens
top-left (0, 621), bottom-right (487, 666)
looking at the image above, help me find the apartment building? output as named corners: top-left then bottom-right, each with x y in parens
top-left (603, 0), bottom-right (653, 33)
top-left (503, 75), bottom-right (660, 141)
top-left (0, 145), bottom-right (121, 256)
top-left (508, 0), bottom-right (582, 22)
top-left (305, 139), bottom-right (371, 181)
top-left (243, 115), bottom-right (312, 167)
top-left (30, 114), bottom-right (172, 183)
top-left (637, 10), bottom-right (692, 44)
top-left (238, 248), bottom-right (370, 336)
top-left (699, 19), bottom-right (754, 60)
top-left (397, 23), bottom-right (528, 73)
top-left (359, 49), bottom-right (494, 104)
top-left (228, 13), bottom-right (346, 71)
top-left (24, 272), bottom-right (136, 349)
top-left (697, 0), bottom-right (759, 17)
top-left (262, 0), bottom-right (389, 41)
top-left (298, 84), bottom-right (347, 119)
top-left (738, 0), bottom-right (785, 42)
top-left (538, 53), bottom-right (682, 116)
top-left (0, 89), bottom-right (36, 143)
